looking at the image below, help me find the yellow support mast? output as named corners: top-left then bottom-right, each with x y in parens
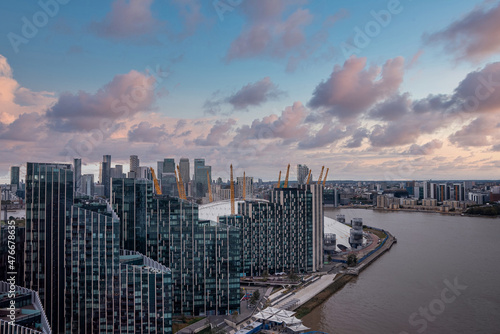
top-left (322, 168), bottom-right (329, 187)
top-left (150, 167), bottom-right (162, 195)
top-left (317, 166), bottom-right (325, 184)
top-left (242, 171), bottom-right (246, 200)
top-left (306, 170), bottom-right (312, 185)
top-left (276, 171), bottom-right (281, 188)
top-left (284, 164), bottom-right (290, 188)
top-left (207, 170), bottom-right (213, 203)
top-left (176, 165), bottom-right (187, 200)
top-left (230, 164), bottom-right (235, 215)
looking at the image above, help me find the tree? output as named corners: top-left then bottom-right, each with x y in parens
top-left (327, 254), bottom-right (332, 263)
top-left (262, 270), bottom-right (269, 282)
top-left (250, 290), bottom-right (260, 306)
top-left (347, 254), bottom-right (357, 267)
top-left (288, 270), bottom-right (299, 282)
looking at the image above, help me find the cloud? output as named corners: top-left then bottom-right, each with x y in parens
top-left (0, 113), bottom-right (45, 142)
top-left (46, 70), bottom-right (156, 132)
top-left (404, 140), bottom-right (443, 155)
top-left (89, 0), bottom-right (165, 40)
top-left (226, 0), bottom-right (313, 61)
top-left (424, 2), bottom-right (500, 62)
top-left (344, 127), bottom-right (369, 148)
top-left (308, 56), bottom-right (405, 120)
top-left (448, 115), bottom-right (500, 147)
top-left (369, 93), bottom-right (412, 121)
top-left (194, 119), bottom-right (236, 146)
top-left (234, 101), bottom-right (309, 143)
top-left (204, 77), bottom-right (285, 113)
top-left (128, 121), bottom-right (170, 142)
top-left (298, 122), bottom-right (352, 149)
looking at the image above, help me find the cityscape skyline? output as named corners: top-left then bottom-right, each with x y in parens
top-left (1, 1), bottom-right (500, 182)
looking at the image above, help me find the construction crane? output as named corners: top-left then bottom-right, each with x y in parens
top-left (207, 170), bottom-right (213, 203)
top-left (322, 168), bottom-right (329, 187)
top-left (306, 170), bottom-right (312, 185)
top-left (276, 171), bottom-right (282, 188)
top-left (317, 166), bottom-right (325, 184)
top-left (242, 171), bottom-right (246, 200)
top-left (284, 164), bottom-right (290, 188)
top-left (176, 165), bottom-right (187, 200)
top-left (230, 164), bottom-right (235, 215)
top-left (150, 167), bottom-right (162, 195)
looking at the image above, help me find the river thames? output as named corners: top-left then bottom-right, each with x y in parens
top-left (302, 208), bottom-right (500, 334)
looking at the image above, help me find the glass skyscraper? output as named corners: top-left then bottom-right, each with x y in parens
top-left (25, 162), bottom-right (73, 333)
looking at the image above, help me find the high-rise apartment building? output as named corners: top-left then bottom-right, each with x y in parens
top-left (25, 162), bottom-right (73, 333)
top-left (111, 179), bottom-right (241, 316)
top-left (297, 164), bottom-right (309, 185)
top-left (129, 155), bottom-right (139, 174)
top-left (236, 176), bottom-right (253, 199)
top-left (220, 184), bottom-right (323, 275)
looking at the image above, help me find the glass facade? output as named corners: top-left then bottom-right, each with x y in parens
top-left (111, 179), bottom-right (241, 316)
top-left (220, 185), bottom-right (323, 276)
top-left (24, 162), bottom-right (73, 333)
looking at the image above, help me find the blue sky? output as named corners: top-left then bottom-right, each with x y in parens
top-left (1, 0), bottom-right (500, 182)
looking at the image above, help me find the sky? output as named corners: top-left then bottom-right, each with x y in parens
top-left (1, 0), bottom-right (500, 182)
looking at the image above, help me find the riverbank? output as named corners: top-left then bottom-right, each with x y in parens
top-left (294, 229), bottom-right (397, 319)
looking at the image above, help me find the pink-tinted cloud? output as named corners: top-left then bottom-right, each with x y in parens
top-left (405, 139), bottom-right (443, 155)
top-left (234, 101), bottom-right (309, 143)
top-left (171, 0), bottom-right (207, 40)
top-left (226, 0), bottom-right (313, 61)
top-left (424, 2), bottom-right (500, 62)
top-left (128, 121), bottom-right (170, 142)
top-left (308, 56), bottom-right (405, 120)
top-left (449, 115), bottom-right (500, 147)
top-left (46, 70), bottom-right (156, 132)
top-left (89, 0), bottom-right (165, 40)
top-left (194, 119), bottom-right (236, 146)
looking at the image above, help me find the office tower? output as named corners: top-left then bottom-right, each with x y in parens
top-left (65, 200), bottom-right (172, 333)
top-left (99, 155), bottom-right (111, 198)
top-left (111, 179), bottom-right (241, 316)
top-left (129, 155), bottom-right (139, 174)
top-left (25, 162), bottom-right (73, 333)
top-left (135, 166), bottom-right (150, 180)
top-left (237, 176), bottom-right (253, 198)
top-left (179, 158), bottom-right (190, 183)
top-left (0, 281), bottom-right (52, 334)
top-left (10, 166), bottom-right (20, 188)
top-left (160, 173), bottom-right (177, 196)
top-left (73, 158), bottom-right (82, 194)
top-left (194, 159), bottom-right (211, 198)
top-left (110, 164), bottom-right (124, 179)
top-left (297, 164), bottom-right (309, 185)
top-left (220, 184), bottom-right (324, 275)
top-left (81, 174), bottom-right (95, 197)
top-left (157, 161), bottom-right (163, 176)
top-left (163, 158), bottom-right (175, 173)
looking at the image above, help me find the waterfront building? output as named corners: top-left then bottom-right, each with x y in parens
top-left (422, 198), bottom-right (438, 207)
top-left (219, 184), bottom-right (323, 275)
top-left (0, 281), bottom-right (52, 334)
top-left (65, 200), bottom-right (172, 333)
top-left (111, 179), bottom-right (241, 316)
top-left (25, 162), bottom-right (73, 333)
top-left (453, 183), bottom-right (465, 202)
